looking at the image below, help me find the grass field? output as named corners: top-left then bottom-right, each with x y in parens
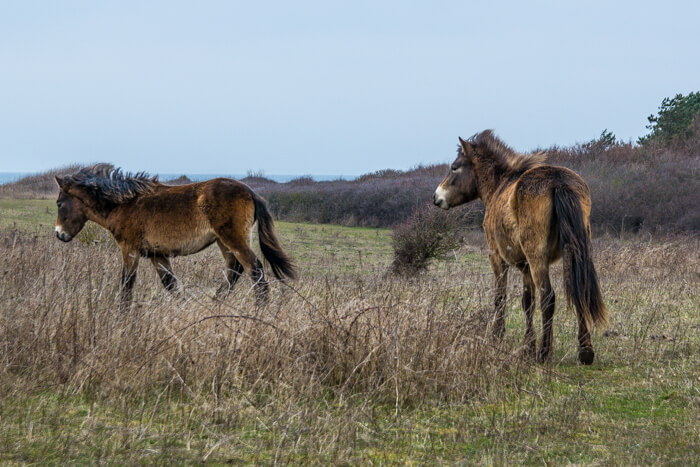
top-left (0, 199), bottom-right (698, 464)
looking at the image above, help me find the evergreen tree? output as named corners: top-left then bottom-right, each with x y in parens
top-left (638, 92), bottom-right (700, 145)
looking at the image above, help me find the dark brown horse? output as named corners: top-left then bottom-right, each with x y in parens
top-left (55, 164), bottom-right (295, 310)
top-left (433, 130), bottom-right (607, 364)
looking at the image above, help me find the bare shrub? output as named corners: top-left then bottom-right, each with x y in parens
top-left (391, 204), bottom-right (465, 275)
top-left (546, 140), bottom-right (699, 234)
top-left (164, 175), bottom-right (193, 185)
top-left (260, 170), bottom-right (452, 228)
top-left (288, 175), bottom-right (315, 185)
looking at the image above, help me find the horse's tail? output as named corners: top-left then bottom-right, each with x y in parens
top-left (553, 187), bottom-right (607, 330)
top-left (252, 193), bottom-right (297, 280)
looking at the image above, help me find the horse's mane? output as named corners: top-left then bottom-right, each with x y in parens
top-left (64, 163), bottom-right (160, 207)
top-left (469, 130), bottom-right (546, 174)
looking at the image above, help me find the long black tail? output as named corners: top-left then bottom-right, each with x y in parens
top-left (553, 187), bottom-right (607, 329)
top-left (252, 193), bottom-right (296, 280)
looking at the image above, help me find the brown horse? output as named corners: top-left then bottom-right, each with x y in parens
top-left (54, 164), bottom-right (295, 310)
top-left (433, 130), bottom-right (607, 364)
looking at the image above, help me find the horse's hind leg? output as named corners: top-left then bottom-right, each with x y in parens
top-left (488, 253), bottom-right (508, 339)
top-left (250, 256), bottom-right (269, 304)
top-left (150, 255), bottom-right (177, 292)
top-left (235, 247), bottom-right (268, 305)
top-left (215, 233), bottom-right (269, 305)
top-left (517, 264), bottom-right (537, 358)
top-left (577, 316), bottom-right (595, 364)
top-left (530, 260), bottom-right (555, 363)
top-left (214, 239), bottom-right (245, 300)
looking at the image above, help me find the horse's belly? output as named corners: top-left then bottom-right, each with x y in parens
top-left (173, 232), bottom-right (217, 255)
top-left (141, 222), bottom-right (217, 256)
top-left (502, 244), bottom-right (526, 265)
top-left (486, 210), bottom-right (525, 265)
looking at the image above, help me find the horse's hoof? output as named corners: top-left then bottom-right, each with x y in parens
top-left (578, 347), bottom-right (595, 365)
top-left (536, 348), bottom-right (551, 364)
top-left (491, 323), bottom-right (506, 341)
top-left (518, 346), bottom-right (537, 362)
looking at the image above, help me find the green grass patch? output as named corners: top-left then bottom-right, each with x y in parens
top-left (275, 221), bottom-right (393, 273)
top-left (0, 199), bottom-right (55, 231)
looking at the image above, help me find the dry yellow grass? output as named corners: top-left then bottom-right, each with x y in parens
top-left (0, 217), bottom-right (698, 464)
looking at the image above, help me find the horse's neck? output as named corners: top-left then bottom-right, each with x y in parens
top-left (474, 161), bottom-right (506, 206)
top-left (83, 202), bottom-right (114, 233)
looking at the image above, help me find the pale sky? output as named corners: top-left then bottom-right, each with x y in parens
top-left (1, 1), bottom-right (698, 175)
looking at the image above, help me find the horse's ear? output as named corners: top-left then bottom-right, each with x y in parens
top-left (458, 137), bottom-right (474, 157)
top-left (55, 176), bottom-right (65, 189)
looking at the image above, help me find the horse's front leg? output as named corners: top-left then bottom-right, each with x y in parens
top-left (150, 255), bottom-right (178, 293)
top-left (489, 253), bottom-right (508, 339)
top-left (119, 248), bottom-right (140, 312)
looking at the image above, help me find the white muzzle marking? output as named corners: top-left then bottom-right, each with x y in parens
top-left (434, 186), bottom-right (450, 210)
top-left (55, 224), bottom-right (71, 241)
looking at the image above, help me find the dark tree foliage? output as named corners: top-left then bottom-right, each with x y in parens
top-left (638, 92), bottom-right (700, 145)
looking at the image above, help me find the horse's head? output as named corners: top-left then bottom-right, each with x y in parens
top-left (54, 176), bottom-right (89, 242)
top-left (433, 137), bottom-right (479, 209)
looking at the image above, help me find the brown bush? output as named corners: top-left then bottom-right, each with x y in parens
top-left (2, 141), bottom-right (698, 233)
top-left (164, 175), bottom-right (193, 185)
top-left (546, 140), bottom-right (699, 233)
top-left (390, 204), bottom-right (469, 275)
top-left (253, 165), bottom-right (452, 228)
top-left (248, 145), bottom-right (699, 233)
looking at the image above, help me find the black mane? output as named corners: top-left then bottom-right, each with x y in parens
top-left (64, 164), bottom-right (160, 210)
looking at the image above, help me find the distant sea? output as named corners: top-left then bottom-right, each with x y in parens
top-left (0, 172), bottom-right (356, 185)
top-left (0, 172), bottom-right (31, 184)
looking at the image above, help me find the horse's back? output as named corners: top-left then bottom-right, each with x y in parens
top-left (515, 166), bottom-right (589, 199)
top-left (513, 166), bottom-right (590, 216)
top-left (151, 178), bottom-right (254, 219)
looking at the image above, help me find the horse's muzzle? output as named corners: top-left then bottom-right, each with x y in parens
top-left (433, 191), bottom-right (448, 210)
top-left (56, 230), bottom-right (72, 242)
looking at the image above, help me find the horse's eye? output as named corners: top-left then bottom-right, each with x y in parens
top-left (57, 202), bottom-right (63, 208)
top-left (451, 167), bottom-right (459, 173)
